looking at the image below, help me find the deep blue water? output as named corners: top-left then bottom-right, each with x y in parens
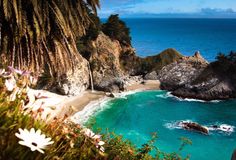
top-left (103, 18), bottom-right (236, 61)
top-left (88, 91), bottom-right (236, 160)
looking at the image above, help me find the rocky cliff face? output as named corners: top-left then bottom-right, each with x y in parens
top-left (157, 52), bottom-right (236, 100)
top-left (57, 59), bottom-right (90, 95)
top-left (87, 33), bottom-right (183, 93)
top-left (89, 33), bottom-right (126, 92)
top-left (53, 31), bottom-right (185, 95)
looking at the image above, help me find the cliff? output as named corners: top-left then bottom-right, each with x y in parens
top-left (157, 52), bottom-right (236, 100)
top-left (81, 32), bottom-right (182, 93)
top-left (89, 33), bottom-right (125, 92)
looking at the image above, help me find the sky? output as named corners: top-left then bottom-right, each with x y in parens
top-left (98, 0), bottom-right (236, 18)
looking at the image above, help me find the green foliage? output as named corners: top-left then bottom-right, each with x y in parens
top-left (82, 10), bottom-right (102, 42)
top-left (0, 68), bottom-right (191, 160)
top-left (76, 9), bottom-right (101, 60)
top-left (120, 48), bottom-right (183, 75)
top-left (102, 14), bottom-right (131, 46)
top-left (213, 51), bottom-right (236, 74)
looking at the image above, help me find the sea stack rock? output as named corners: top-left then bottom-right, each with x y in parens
top-left (157, 51), bottom-right (236, 101)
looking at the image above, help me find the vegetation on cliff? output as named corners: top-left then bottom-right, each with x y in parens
top-left (0, 0), bottom-right (99, 77)
top-left (120, 48), bottom-right (183, 75)
top-left (213, 51), bottom-right (236, 75)
top-left (102, 14), bottom-right (131, 46)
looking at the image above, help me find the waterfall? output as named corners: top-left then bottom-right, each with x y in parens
top-left (88, 63), bottom-right (94, 92)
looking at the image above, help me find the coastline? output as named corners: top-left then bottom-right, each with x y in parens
top-left (68, 80), bottom-right (160, 124)
top-left (31, 80), bottom-right (160, 122)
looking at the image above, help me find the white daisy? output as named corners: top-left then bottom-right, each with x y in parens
top-left (15, 128), bottom-right (54, 154)
top-left (5, 77), bottom-right (16, 91)
top-left (0, 69), bottom-right (5, 76)
top-left (98, 141), bottom-right (105, 146)
top-left (81, 128), bottom-right (95, 138)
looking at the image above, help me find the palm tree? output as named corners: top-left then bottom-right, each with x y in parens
top-left (0, 0), bottom-right (100, 78)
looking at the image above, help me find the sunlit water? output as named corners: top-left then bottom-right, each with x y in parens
top-left (87, 90), bottom-right (236, 160)
top-left (125, 18), bottom-right (236, 61)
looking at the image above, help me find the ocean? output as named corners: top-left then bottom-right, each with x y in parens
top-left (122, 18), bottom-right (236, 61)
top-left (88, 91), bottom-right (236, 160)
top-left (86, 18), bottom-right (236, 159)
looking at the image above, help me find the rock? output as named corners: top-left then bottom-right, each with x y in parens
top-left (179, 121), bottom-right (209, 134)
top-left (107, 92), bottom-right (115, 98)
top-left (144, 71), bottom-right (158, 80)
top-left (157, 52), bottom-right (236, 100)
top-left (89, 33), bottom-right (125, 92)
top-left (57, 60), bottom-right (90, 95)
top-left (231, 150), bottom-right (236, 160)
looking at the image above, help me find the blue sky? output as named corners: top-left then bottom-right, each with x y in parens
top-left (98, 0), bottom-right (236, 18)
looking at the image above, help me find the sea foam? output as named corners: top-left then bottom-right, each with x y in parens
top-left (70, 90), bottom-right (140, 125)
top-left (156, 92), bottom-right (221, 103)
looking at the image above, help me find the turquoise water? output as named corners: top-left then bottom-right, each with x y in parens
top-left (106, 18), bottom-right (236, 61)
top-left (88, 91), bottom-right (236, 160)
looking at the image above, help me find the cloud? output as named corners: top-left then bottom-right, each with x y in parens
top-left (98, 0), bottom-right (236, 18)
top-left (200, 8), bottom-right (236, 14)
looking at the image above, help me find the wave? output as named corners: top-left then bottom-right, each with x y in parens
top-left (113, 90), bottom-right (137, 99)
top-left (164, 120), bottom-right (234, 135)
top-left (156, 92), bottom-right (221, 103)
top-left (70, 90), bottom-right (140, 125)
top-left (70, 97), bottom-right (111, 125)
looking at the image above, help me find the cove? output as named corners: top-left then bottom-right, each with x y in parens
top-left (87, 90), bottom-right (236, 160)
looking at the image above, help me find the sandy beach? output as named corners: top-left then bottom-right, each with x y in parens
top-left (67, 80), bottom-right (160, 112)
top-left (29, 80), bottom-right (160, 121)
top-left (67, 80), bottom-right (160, 124)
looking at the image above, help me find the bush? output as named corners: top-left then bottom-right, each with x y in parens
top-left (213, 51), bottom-right (236, 74)
top-left (102, 14), bottom-right (131, 46)
top-left (0, 67), bottom-right (191, 160)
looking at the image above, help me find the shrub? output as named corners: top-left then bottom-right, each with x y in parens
top-left (102, 14), bottom-right (131, 46)
top-left (0, 67), bottom-right (191, 160)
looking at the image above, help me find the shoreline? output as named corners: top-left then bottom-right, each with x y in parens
top-left (30, 80), bottom-right (160, 122)
top-left (67, 80), bottom-right (160, 124)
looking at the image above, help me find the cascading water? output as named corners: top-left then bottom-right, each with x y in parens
top-left (88, 63), bottom-right (94, 92)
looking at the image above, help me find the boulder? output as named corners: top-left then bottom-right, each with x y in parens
top-left (144, 71), bottom-right (158, 80)
top-left (179, 121), bottom-right (209, 134)
top-left (57, 60), bottom-right (90, 95)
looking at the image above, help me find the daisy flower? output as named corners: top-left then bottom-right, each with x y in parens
top-left (81, 128), bottom-right (95, 138)
top-left (15, 128), bottom-right (54, 154)
top-left (0, 69), bottom-right (5, 76)
top-left (5, 77), bottom-right (16, 91)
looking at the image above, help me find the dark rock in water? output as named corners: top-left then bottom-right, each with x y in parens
top-left (231, 150), bottom-right (236, 160)
top-left (107, 92), bottom-right (115, 98)
top-left (179, 121), bottom-right (209, 134)
top-left (157, 52), bottom-right (236, 100)
top-left (144, 71), bottom-right (158, 80)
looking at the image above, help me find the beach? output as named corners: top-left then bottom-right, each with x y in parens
top-left (29, 80), bottom-right (160, 121)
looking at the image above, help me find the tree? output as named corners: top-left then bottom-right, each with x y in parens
top-left (102, 14), bottom-right (131, 46)
top-left (0, 0), bottom-right (99, 77)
